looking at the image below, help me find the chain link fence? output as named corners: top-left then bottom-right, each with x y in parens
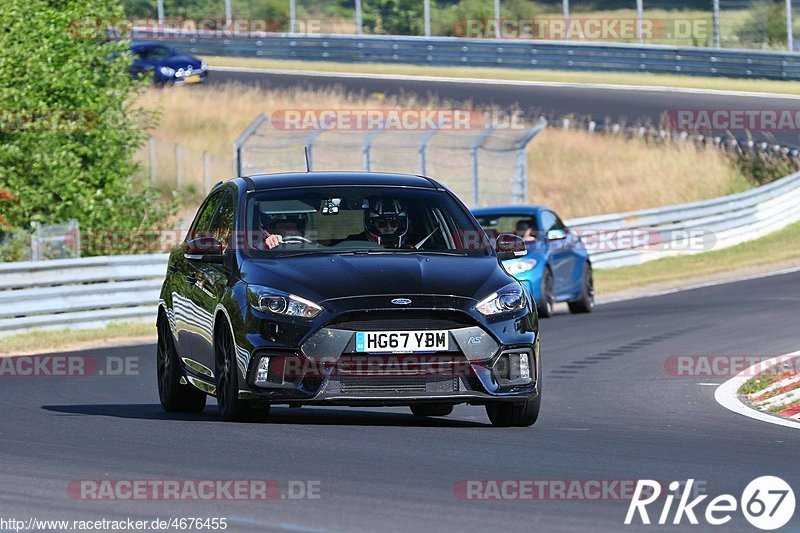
top-left (234, 113), bottom-right (547, 207)
top-left (134, 138), bottom-right (232, 195)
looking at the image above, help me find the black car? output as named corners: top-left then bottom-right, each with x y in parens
top-left (157, 172), bottom-right (541, 426)
top-left (130, 42), bottom-right (207, 85)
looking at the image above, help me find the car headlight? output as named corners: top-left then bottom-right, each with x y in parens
top-left (247, 285), bottom-right (322, 319)
top-left (159, 66), bottom-right (175, 76)
top-left (504, 259), bottom-right (538, 275)
top-left (200, 61), bottom-right (207, 71)
top-left (476, 282), bottom-right (527, 316)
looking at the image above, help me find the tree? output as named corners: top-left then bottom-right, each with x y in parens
top-left (0, 0), bottom-right (172, 256)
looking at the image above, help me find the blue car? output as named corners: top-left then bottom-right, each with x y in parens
top-left (129, 42), bottom-right (207, 85)
top-left (473, 206), bottom-right (594, 317)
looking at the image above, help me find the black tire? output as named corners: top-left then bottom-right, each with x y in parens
top-left (536, 268), bottom-right (554, 318)
top-left (485, 396), bottom-right (541, 427)
top-left (568, 263), bottom-right (595, 314)
top-left (215, 321), bottom-right (270, 422)
top-left (157, 313), bottom-right (207, 413)
top-left (410, 404), bottom-right (454, 417)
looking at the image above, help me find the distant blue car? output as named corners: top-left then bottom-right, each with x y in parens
top-left (472, 206), bottom-right (594, 317)
top-left (129, 42), bottom-right (207, 85)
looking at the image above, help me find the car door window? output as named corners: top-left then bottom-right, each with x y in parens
top-left (540, 211), bottom-right (557, 233)
top-left (210, 191), bottom-right (235, 253)
top-left (189, 191), bottom-right (223, 240)
top-left (552, 213), bottom-right (567, 231)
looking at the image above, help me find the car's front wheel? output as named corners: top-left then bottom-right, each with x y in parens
top-left (568, 262), bottom-right (594, 314)
top-left (410, 404), bottom-right (454, 417)
top-left (156, 313), bottom-right (206, 413)
top-left (215, 321), bottom-right (270, 422)
top-left (485, 396), bottom-right (541, 427)
top-left (537, 268), bottom-right (554, 318)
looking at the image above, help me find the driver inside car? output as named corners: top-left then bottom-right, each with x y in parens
top-left (261, 213), bottom-right (307, 249)
top-left (339, 197), bottom-right (410, 249)
top-left (515, 220), bottom-right (538, 242)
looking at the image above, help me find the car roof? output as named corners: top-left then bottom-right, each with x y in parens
top-left (472, 206), bottom-right (547, 216)
top-left (130, 42), bottom-right (171, 49)
top-left (244, 172), bottom-right (440, 191)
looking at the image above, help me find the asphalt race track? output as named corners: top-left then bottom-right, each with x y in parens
top-left (210, 68), bottom-right (800, 147)
top-left (2, 270), bottom-right (798, 532)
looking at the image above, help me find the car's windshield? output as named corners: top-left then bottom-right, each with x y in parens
top-left (475, 213), bottom-right (540, 242)
top-left (243, 186), bottom-right (492, 257)
top-left (137, 45), bottom-right (174, 60)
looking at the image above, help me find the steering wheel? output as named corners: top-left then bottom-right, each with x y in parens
top-left (282, 235), bottom-right (313, 245)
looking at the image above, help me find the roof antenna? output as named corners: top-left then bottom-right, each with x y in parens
top-left (304, 146), bottom-right (310, 172)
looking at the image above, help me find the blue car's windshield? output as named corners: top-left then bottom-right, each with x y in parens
top-left (243, 186), bottom-right (492, 257)
top-left (136, 45), bottom-right (175, 60)
top-left (475, 214), bottom-right (540, 243)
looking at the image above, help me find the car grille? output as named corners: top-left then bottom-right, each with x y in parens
top-left (339, 374), bottom-right (459, 394)
top-left (332, 354), bottom-right (463, 394)
top-left (330, 310), bottom-right (475, 331)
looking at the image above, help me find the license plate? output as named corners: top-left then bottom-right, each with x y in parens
top-left (355, 331), bottom-right (449, 353)
top-left (185, 75), bottom-right (201, 83)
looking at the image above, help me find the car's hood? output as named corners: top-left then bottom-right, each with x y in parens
top-left (240, 253), bottom-right (512, 304)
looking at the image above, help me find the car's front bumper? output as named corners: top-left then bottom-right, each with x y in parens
top-left (237, 323), bottom-right (539, 406)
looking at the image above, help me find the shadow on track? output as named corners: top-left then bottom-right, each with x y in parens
top-left (41, 404), bottom-right (491, 428)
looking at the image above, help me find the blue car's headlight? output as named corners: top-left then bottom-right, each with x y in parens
top-left (200, 61), bottom-right (207, 71)
top-left (247, 285), bottom-right (322, 319)
top-left (159, 66), bottom-right (175, 76)
top-left (475, 282), bottom-right (527, 316)
top-left (504, 259), bottom-right (538, 275)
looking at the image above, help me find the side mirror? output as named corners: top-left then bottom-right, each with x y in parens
top-left (185, 237), bottom-right (224, 263)
top-left (546, 228), bottom-right (568, 241)
top-left (496, 234), bottom-right (527, 261)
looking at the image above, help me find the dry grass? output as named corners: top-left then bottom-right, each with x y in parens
top-left (0, 322), bottom-right (155, 356)
top-left (136, 83), bottom-right (750, 217)
top-left (529, 128), bottom-right (750, 218)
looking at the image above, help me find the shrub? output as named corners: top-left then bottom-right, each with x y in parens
top-left (0, 0), bottom-right (174, 257)
top-left (734, 1), bottom-right (788, 48)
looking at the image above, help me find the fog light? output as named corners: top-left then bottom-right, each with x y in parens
top-left (519, 352), bottom-right (530, 379)
top-left (255, 356), bottom-right (270, 387)
top-left (495, 355), bottom-right (509, 379)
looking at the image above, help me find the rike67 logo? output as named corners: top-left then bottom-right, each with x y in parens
top-left (625, 477), bottom-right (795, 530)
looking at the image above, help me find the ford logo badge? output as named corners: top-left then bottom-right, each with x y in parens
top-left (391, 298), bottom-right (412, 305)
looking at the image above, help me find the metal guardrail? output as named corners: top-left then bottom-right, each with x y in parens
top-left (147, 32), bottom-right (800, 80)
top-left (568, 170), bottom-right (800, 267)
top-left (0, 254), bottom-right (167, 335)
top-left (2, 169), bottom-right (799, 335)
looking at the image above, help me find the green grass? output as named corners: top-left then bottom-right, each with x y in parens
top-left (595, 220), bottom-right (800, 294)
top-left (208, 56), bottom-right (800, 96)
top-left (738, 372), bottom-right (792, 395)
top-left (0, 322), bottom-right (155, 356)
